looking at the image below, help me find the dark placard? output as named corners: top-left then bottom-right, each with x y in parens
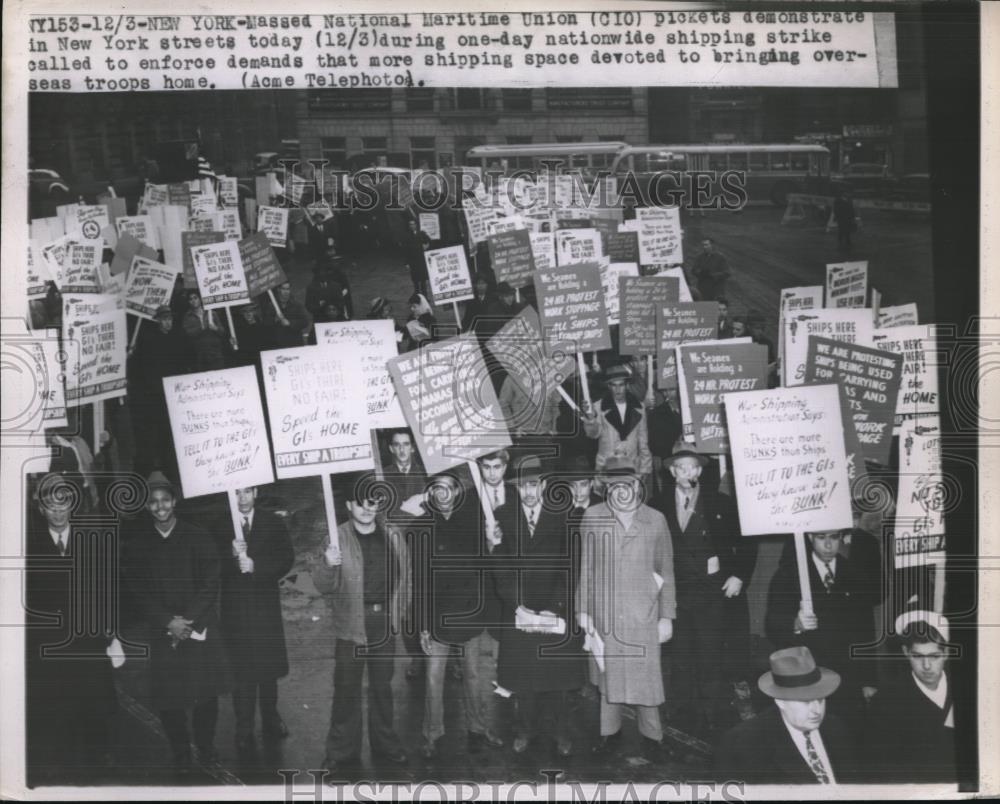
top-left (181, 230), bottom-right (225, 289)
top-left (619, 275), bottom-right (680, 356)
top-left (805, 336), bottom-right (904, 465)
top-left (679, 343), bottom-right (768, 454)
top-left (656, 302), bottom-right (719, 388)
top-left (486, 306), bottom-right (577, 403)
top-left (488, 229), bottom-right (536, 290)
top-left (167, 182), bottom-right (192, 210)
top-left (590, 217), bottom-right (620, 255)
top-left (607, 231), bottom-right (640, 264)
top-left (239, 232), bottom-right (288, 298)
top-left (534, 261), bottom-right (612, 355)
top-left (387, 334), bottom-right (511, 475)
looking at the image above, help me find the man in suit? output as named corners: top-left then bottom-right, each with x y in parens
top-left (477, 449), bottom-right (514, 514)
top-left (863, 611), bottom-right (956, 782)
top-left (416, 471), bottom-right (504, 759)
top-left (26, 471), bottom-right (119, 784)
top-left (221, 486), bottom-right (295, 759)
top-left (583, 364), bottom-right (653, 489)
top-left (661, 442), bottom-right (756, 736)
top-left (765, 529), bottom-right (880, 735)
top-left (311, 474), bottom-right (411, 774)
top-left (576, 458), bottom-right (676, 761)
top-left (492, 457), bottom-right (587, 759)
top-left (715, 646), bottom-right (860, 784)
top-left (123, 472), bottom-right (229, 773)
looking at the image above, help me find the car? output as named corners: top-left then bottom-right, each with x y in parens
top-left (28, 168), bottom-right (71, 219)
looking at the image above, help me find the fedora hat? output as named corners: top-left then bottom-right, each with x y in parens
top-left (603, 364), bottom-right (631, 383)
top-left (665, 438), bottom-right (710, 467)
top-left (146, 470), bottom-right (180, 499)
top-left (758, 646), bottom-right (841, 701)
top-left (600, 456), bottom-right (638, 478)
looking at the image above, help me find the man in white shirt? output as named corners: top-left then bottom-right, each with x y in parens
top-left (715, 646), bottom-right (860, 784)
top-left (477, 449), bottom-right (512, 513)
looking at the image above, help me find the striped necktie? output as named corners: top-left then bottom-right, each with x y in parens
top-left (804, 731), bottom-right (830, 783)
top-left (822, 561), bottom-right (835, 592)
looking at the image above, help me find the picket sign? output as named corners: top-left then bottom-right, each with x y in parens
top-left (321, 479), bottom-right (341, 565)
top-left (130, 318), bottom-right (142, 350)
top-left (794, 532), bottom-right (814, 616)
top-left (228, 491), bottom-right (251, 574)
top-left (577, 352), bottom-right (591, 408)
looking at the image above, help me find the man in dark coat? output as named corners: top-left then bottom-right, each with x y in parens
top-left (124, 472), bottom-right (228, 772)
top-left (403, 219), bottom-right (431, 298)
top-left (765, 529), bottom-right (880, 736)
top-left (716, 646), bottom-right (861, 784)
top-left (691, 238), bottom-right (731, 302)
top-left (492, 457), bottom-right (587, 758)
top-left (416, 471), bottom-right (504, 759)
top-left (833, 190), bottom-right (857, 251)
top-left (264, 281), bottom-right (312, 348)
top-left (219, 485), bottom-right (295, 758)
top-left (660, 442), bottom-right (757, 736)
top-left (25, 471), bottom-right (118, 784)
top-left (862, 611), bottom-right (956, 783)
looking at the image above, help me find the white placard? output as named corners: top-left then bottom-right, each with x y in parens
top-left (601, 261), bottom-right (639, 326)
top-left (257, 205), bottom-right (289, 249)
top-left (62, 293), bottom-right (128, 405)
top-left (893, 416), bottom-right (945, 569)
top-left (191, 240), bottom-right (250, 310)
top-left (419, 212), bottom-right (441, 241)
top-left (115, 215), bottom-right (162, 252)
top-left (637, 206), bottom-right (683, 266)
top-left (782, 308), bottom-right (875, 387)
top-left (871, 324), bottom-right (939, 423)
top-left (125, 257), bottom-right (182, 321)
top-left (825, 260), bottom-right (869, 308)
top-left (529, 231), bottom-right (556, 272)
top-left (877, 303), bottom-right (919, 328)
top-left (62, 241), bottom-right (103, 294)
top-left (556, 228), bottom-right (603, 266)
top-left (425, 245), bottom-right (474, 305)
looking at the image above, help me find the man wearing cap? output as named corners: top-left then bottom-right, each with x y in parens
top-left (495, 281), bottom-right (523, 320)
top-left (311, 474), bottom-right (411, 773)
top-left (217, 485), bottom-right (295, 759)
top-left (576, 457), bottom-right (676, 760)
top-left (862, 611), bottom-right (956, 782)
top-left (583, 364), bottom-right (653, 489)
top-left (26, 472), bottom-right (119, 783)
top-left (765, 529), bottom-right (880, 735)
top-left (715, 646), bottom-right (859, 784)
top-left (415, 472), bottom-right (504, 759)
top-left (123, 472), bottom-right (228, 772)
top-left (661, 441), bottom-right (756, 736)
top-left (492, 457), bottom-right (587, 758)
top-left (461, 274), bottom-right (496, 335)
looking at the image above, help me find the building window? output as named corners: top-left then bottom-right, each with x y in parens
top-left (406, 88), bottom-right (436, 112)
top-left (546, 89), bottom-right (633, 112)
top-left (556, 135), bottom-right (583, 143)
top-left (502, 89), bottom-right (533, 112)
top-left (362, 137), bottom-right (388, 167)
top-left (445, 89), bottom-right (488, 111)
top-left (320, 137), bottom-right (347, 171)
top-left (410, 137), bottom-right (436, 170)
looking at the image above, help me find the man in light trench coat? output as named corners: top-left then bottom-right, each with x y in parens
top-left (576, 457), bottom-right (677, 761)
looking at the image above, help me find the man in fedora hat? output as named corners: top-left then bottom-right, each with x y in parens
top-left (862, 611), bottom-right (956, 782)
top-left (715, 646), bottom-right (859, 784)
top-left (583, 364), bottom-right (653, 488)
top-left (123, 471), bottom-right (228, 773)
top-left (576, 457), bottom-right (676, 760)
top-left (660, 440), bottom-right (756, 737)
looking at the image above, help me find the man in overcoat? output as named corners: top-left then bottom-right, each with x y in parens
top-left (124, 471), bottom-right (228, 772)
top-left (492, 457), bottom-right (586, 758)
top-left (575, 458), bottom-right (676, 760)
top-left (582, 365), bottom-right (653, 488)
top-left (218, 485), bottom-right (295, 758)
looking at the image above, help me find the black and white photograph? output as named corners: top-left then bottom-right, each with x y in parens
top-left (1, 0), bottom-right (995, 799)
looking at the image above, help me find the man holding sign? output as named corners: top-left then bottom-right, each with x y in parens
top-left (583, 365), bottom-right (653, 487)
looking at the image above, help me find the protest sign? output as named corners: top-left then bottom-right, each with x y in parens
top-left (142, 183), bottom-right (168, 209)
top-left (529, 231), bottom-right (556, 272)
top-left (190, 194), bottom-right (218, 218)
top-left (778, 285), bottom-right (823, 365)
top-left (489, 215), bottom-right (527, 236)
top-left (30, 216), bottom-right (65, 244)
top-left (877, 303), bottom-right (919, 328)
top-left (825, 261), bottom-right (869, 308)
top-left (257, 206), bottom-right (289, 249)
top-left (153, 205), bottom-right (189, 271)
top-left (99, 263), bottom-right (126, 297)
top-left (125, 257), bottom-right (181, 321)
top-left (67, 205), bottom-right (111, 247)
top-left (893, 417), bottom-right (945, 569)
top-left (619, 275), bottom-right (681, 356)
top-left (782, 308), bottom-right (874, 387)
top-left (286, 174), bottom-right (310, 206)
top-left (419, 212), bottom-right (441, 241)
top-left (871, 324), bottom-right (939, 425)
top-left (724, 384), bottom-right (853, 535)
top-left (388, 334), bottom-right (511, 475)
top-left (191, 240), bottom-right (250, 309)
top-left (463, 205), bottom-right (496, 246)
top-left (218, 176), bottom-right (239, 207)
top-left (556, 228), bottom-right (603, 266)
top-left (534, 262), bottom-right (612, 354)
top-left (426, 245), bottom-right (474, 305)
top-left (181, 230), bottom-right (225, 290)
top-left (62, 294), bottom-right (127, 405)
top-left (40, 234), bottom-right (79, 289)
top-left (163, 365), bottom-right (275, 498)
top-left (115, 215), bottom-right (161, 252)
top-left (601, 262), bottom-right (639, 326)
top-left (488, 229), bottom-right (536, 289)
top-left (656, 302), bottom-right (719, 388)
top-left (27, 240), bottom-right (50, 300)
top-left (679, 342), bottom-right (768, 453)
top-left (214, 209), bottom-right (243, 241)
top-left (260, 346), bottom-right (374, 478)
top-left (805, 336), bottom-right (903, 465)
top-left (315, 320), bottom-right (406, 429)
top-left (238, 233), bottom-right (288, 299)
top-left (676, 336), bottom-right (753, 443)
top-left (188, 216), bottom-right (217, 234)
top-left (606, 230), bottom-right (640, 264)
top-left (62, 241), bottom-right (103, 294)
top-left (487, 306), bottom-right (577, 403)
top-left (648, 266), bottom-right (693, 301)
top-left (637, 206), bottom-right (683, 266)
top-left (167, 183), bottom-right (192, 210)
top-left (28, 331), bottom-right (68, 430)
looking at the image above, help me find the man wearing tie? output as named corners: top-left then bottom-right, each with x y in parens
top-left (381, 429), bottom-right (427, 516)
top-left (661, 442), bottom-right (756, 737)
top-left (765, 529), bottom-right (880, 735)
top-left (715, 646), bottom-right (859, 784)
top-left (220, 485), bottom-right (295, 759)
top-left (477, 449), bottom-right (513, 513)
